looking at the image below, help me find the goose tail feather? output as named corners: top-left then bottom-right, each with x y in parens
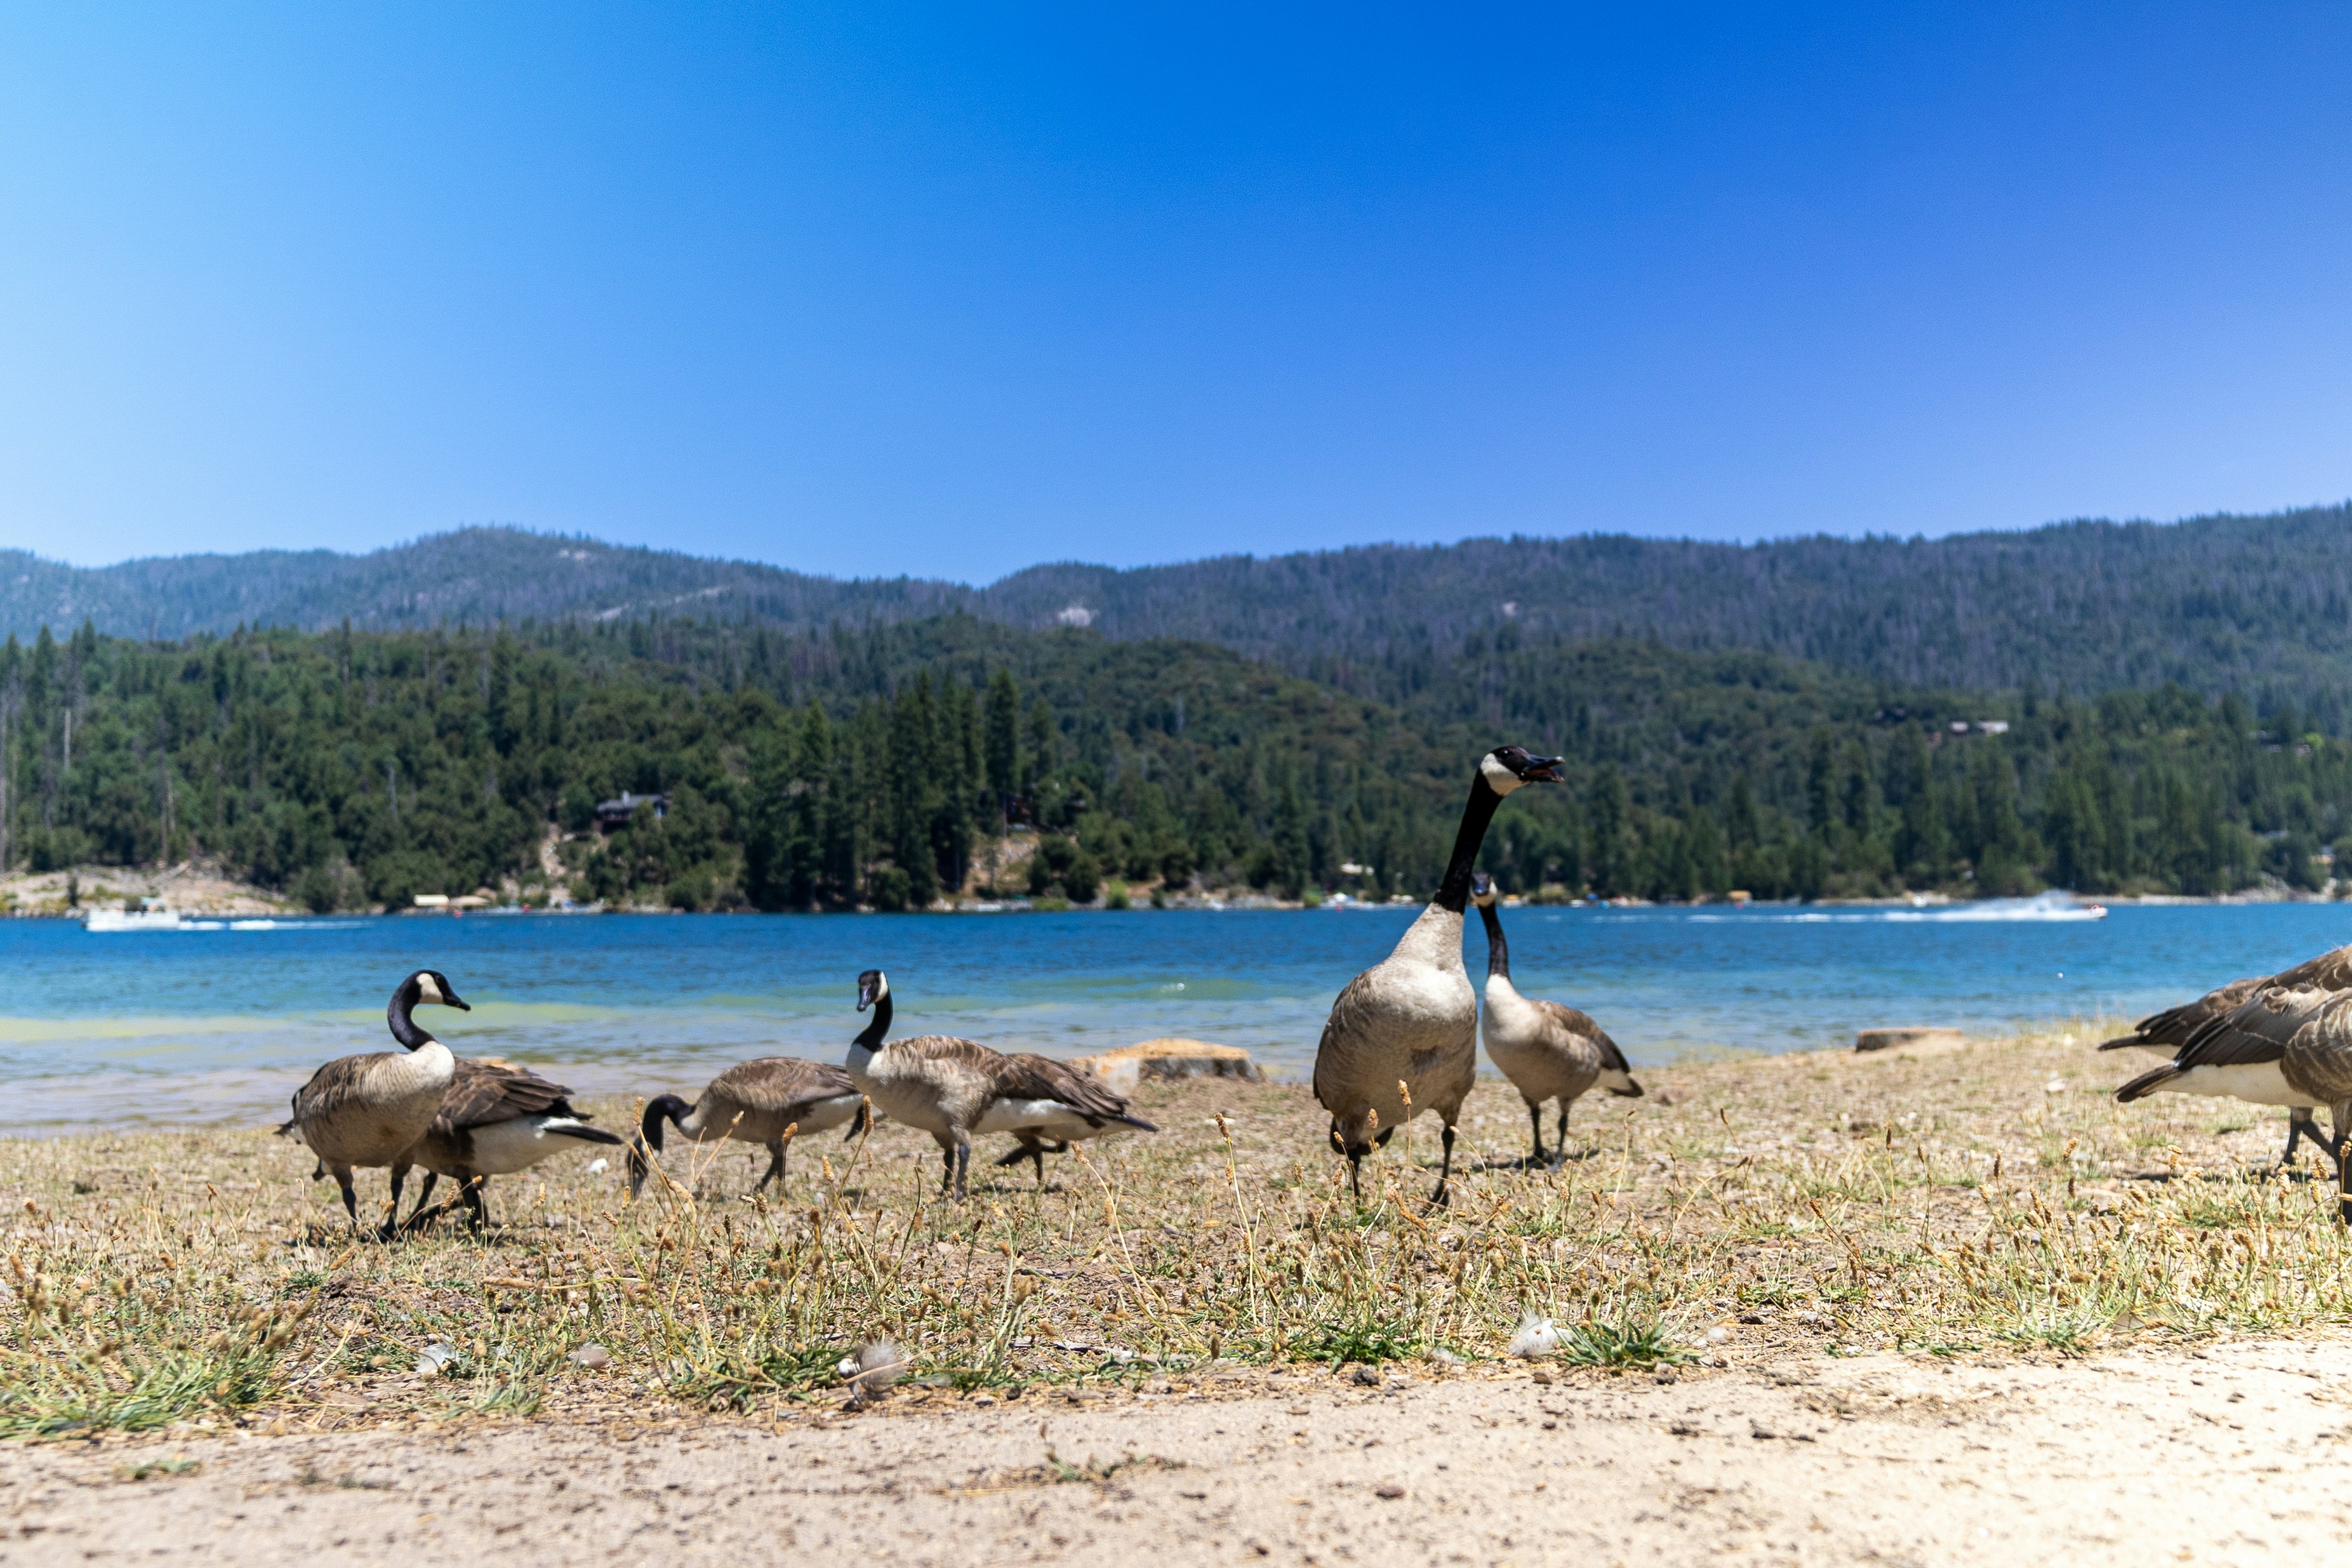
top-left (2115, 1063), bottom-right (2182, 1103)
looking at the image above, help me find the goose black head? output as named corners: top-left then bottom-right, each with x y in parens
top-left (1478, 746), bottom-right (1564, 796)
top-left (405, 969), bottom-right (470, 1011)
top-left (1470, 873), bottom-right (1499, 910)
top-left (856, 969), bottom-right (889, 1012)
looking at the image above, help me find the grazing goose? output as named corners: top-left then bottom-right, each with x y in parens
top-left (2100, 942), bottom-right (2352, 1166)
top-left (278, 969), bottom-right (465, 1239)
top-left (2118, 986), bottom-right (2352, 1219)
top-left (1313, 745), bottom-right (1562, 1205)
top-left (626, 1057), bottom-right (868, 1199)
top-left (845, 969), bottom-right (1157, 1198)
top-left (1471, 874), bottom-right (1642, 1167)
top-left (396, 1057), bottom-right (622, 1231)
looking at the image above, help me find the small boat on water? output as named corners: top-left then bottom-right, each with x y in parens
top-left (83, 905), bottom-right (183, 933)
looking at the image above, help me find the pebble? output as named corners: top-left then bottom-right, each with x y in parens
top-left (567, 1343), bottom-right (613, 1369)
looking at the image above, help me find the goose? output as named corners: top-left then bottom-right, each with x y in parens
top-left (626, 1057), bottom-right (869, 1199)
top-left (395, 1057), bottom-right (622, 1231)
top-left (1313, 745), bottom-right (1562, 1205)
top-left (1471, 873), bottom-right (1642, 1167)
top-left (846, 969), bottom-right (1157, 1198)
top-left (2099, 942), bottom-right (2352, 1166)
top-left (2117, 985), bottom-right (2352, 1219)
top-left (277, 969), bottom-right (465, 1239)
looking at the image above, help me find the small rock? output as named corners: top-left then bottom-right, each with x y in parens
top-left (1374, 1484), bottom-right (1405, 1499)
top-left (415, 1341), bottom-right (458, 1376)
top-left (566, 1343), bottom-right (612, 1370)
top-left (1351, 1364), bottom-right (1381, 1387)
top-left (586, 1159), bottom-right (609, 1175)
top-left (1706, 1325), bottom-right (1732, 1345)
top-left (1426, 1347), bottom-right (1464, 1368)
top-left (2044, 1079), bottom-right (2068, 1094)
top-left (1531, 1369), bottom-right (1553, 1386)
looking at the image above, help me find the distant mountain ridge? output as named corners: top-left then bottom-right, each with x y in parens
top-left (8, 503), bottom-right (2352, 700)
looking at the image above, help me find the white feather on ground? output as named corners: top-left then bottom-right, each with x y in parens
top-left (1508, 1314), bottom-right (1560, 1359)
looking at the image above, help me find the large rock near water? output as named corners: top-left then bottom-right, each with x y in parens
top-left (1075, 1039), bottom-right (1265, 1093)
top-left (1854, 1027), bottom-right (1967, 1053)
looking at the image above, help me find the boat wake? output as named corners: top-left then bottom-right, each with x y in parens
top-left (1696, 891), bottom-right (2108, 924)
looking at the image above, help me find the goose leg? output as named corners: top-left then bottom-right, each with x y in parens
top-left (1430, 1125), bottom-right (1456, 1208)
top-left (939, 1142), bottom-right (957, 1195)
top-left (953, 1138), bottom-right (972, 1200)
top-left (1556, 1103), bottom-right (1571, 1167)
top-left (1525, 1101), bottom-right (1545, 1168)
top-left (460, 1172), bottom-right (488, 1232)
top-left (380, 1164), bottom-right (408, 1243)
top-left (756, 1141), bottom-right (787, 1193)
top-left (1028, 1139), bottom-right (1046, 1190)
top-left (409, 1171), bottom-right (441, 1223)
top-left (331, 1166), bottom-right (360, 1232)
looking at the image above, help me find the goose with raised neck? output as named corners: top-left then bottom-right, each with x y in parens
top-left (278, 970), bottom-right (466, 1239)
top-left (1312, 745), bottom-right (1561, 1205)
top-left (1472, 874), bottom-right (1642, 1167)
top-left (844, 969), bottom-right (1155, 1198)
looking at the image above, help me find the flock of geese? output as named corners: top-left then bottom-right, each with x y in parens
top-left (276, 744), bottom-right (1650, 1234)
top-left (277, 739), bottom-right (2352, 1237)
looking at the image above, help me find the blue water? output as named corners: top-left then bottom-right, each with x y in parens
top-left (6, 900), bottom-right (2349, 1131)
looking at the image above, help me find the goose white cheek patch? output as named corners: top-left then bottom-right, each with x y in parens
top-left (1480, 754), bottom-right (1522, 795)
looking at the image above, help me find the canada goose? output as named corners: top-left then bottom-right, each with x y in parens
top-left (846, 969), bottom-right (1157, 1198)
top-left (2100, 943), bottom-right (2352, 1166)
top-left (626, 1057), bottom-right (869, 1199)
top-left (2118, 985), bottom-right (2352, 1219)
top-left (1471, 874), bottom-right (1642, 1167)
top-left (277, 970), bottom-right (465, 1239)
top-left (1313, 745), bottom-right (1562, 1205)
top-left (395, 1057), bottom-right (622, 1231)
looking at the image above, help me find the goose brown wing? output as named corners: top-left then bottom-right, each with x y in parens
top-left (2175, 987), bottom-right (2327, 1069)
top-left (290, 1053), bottom-right (385, 1123)
top-left (2108, 974), bottom-right (2266, 1051)
top-left (1534, 1001), bottom-right (1631, 1072)
top-left (890, 1034), bottom-right (1012, 1072)
top-left (2266, 943), bottom-right (2352, 993)
top-left (710, 1056), bottom-right (860, 1112)
top-left (436, 1057), bottom-right (575, 1133)
top-left (997, 1053), bottom-right (1150, 1128)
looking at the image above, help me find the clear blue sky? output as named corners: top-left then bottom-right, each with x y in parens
top-left (3, 4), bottom-right (2350, 583)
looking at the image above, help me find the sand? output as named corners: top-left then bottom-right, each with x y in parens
top-left (4, 1336), bottom-right (2347, 1564)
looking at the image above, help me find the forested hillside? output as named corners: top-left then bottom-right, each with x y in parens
top-left (1, 615), bottom-right (2344, 910)
top-left (10, 505), bottom-right (2352, 707)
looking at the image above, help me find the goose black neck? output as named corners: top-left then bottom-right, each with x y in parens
top-left (1478, 902), bottom-right (1511, 978)
top-left (640, 1094), bottom-right (689, 1152)
top-left (1433, 774), bottom-right (1506, 914)
top-left (387, 987), bottom-right (435, 1051)
top-left (854, 992), bottom-right (894, 1051)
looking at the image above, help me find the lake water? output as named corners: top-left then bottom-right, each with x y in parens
top-left (5, 899), bottom-right (2349, 1132)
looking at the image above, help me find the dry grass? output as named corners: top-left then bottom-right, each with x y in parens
top-left (3, 1021), bottom-right (2351, 1439)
